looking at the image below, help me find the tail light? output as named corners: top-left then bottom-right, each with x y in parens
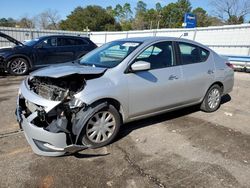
top-left (226, 62), bottom-right (234, 69)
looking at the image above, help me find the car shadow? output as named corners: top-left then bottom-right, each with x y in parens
top-left (116, 94), bottom-right (231, 143)
top-left (0, 72), bottom-right (8, 78)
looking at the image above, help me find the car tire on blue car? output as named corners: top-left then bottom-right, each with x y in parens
top-left (200, 84), bottom-right (222, 112)
top-left (81, 104), bottom-right (121, 148)
top-left (9, 57), bottom-right (29, 76)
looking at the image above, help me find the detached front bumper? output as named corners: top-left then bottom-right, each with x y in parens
top-left (16, 80), bottom-right (88, 156)
top-left (17, 109), bottom-right (68, 156)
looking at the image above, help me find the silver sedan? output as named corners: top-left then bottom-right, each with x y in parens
top-left (16, 37), bottom-right (234, 156)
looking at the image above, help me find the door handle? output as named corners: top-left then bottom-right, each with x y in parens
top-left (207, 70), bottom-right (214, 74)
top-left (169, 75), bottom-right (178, 80)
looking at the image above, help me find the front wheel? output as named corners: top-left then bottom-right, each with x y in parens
top-left (200, 84), bottom-right (222, 112)
top-left (9, 57), bottom-right (29, 75)
top-left (81, 105), bottom-right (121, 148)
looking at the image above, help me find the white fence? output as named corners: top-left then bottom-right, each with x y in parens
top-left (1, 24), bottom-right (250, 56)
top-left (0, 27), bottom-right (88, 47)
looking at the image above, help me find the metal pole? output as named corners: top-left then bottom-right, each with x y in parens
top-left (157, 20), bottom-right (160, 30)
top-left (105, 32), bottom-right (107, 43)
top-left (150, 21), bottom-right (152, 30)
top-left (193, 28), bottom-right (197, 41)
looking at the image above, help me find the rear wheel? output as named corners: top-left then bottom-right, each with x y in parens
top-left (9, 57), bottom-right (29, 75)
top-left (200, 84), bottom-right (222, 112)
top-left (81, 105), bottom-right (121, 148)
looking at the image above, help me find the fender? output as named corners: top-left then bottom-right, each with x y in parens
top-left (72, 102), bottom-right (108, 144)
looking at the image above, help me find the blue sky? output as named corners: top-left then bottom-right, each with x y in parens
top-left (0, 0), bottom-right (212, 20)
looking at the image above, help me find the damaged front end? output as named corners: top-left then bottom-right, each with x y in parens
top-left (16, 67), bottom-right (106, 156)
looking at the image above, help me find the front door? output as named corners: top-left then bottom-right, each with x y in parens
top-left (127, 41), bottom-right (185, 118)
top-left (34, 37), bottom-right (59, 66)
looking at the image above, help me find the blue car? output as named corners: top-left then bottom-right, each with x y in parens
top-left (0, 32), bottom-right (97, 75)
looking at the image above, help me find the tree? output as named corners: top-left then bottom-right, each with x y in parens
top-left (60, 6), bottom-right (121, 31)
top-left (211, 0), bottom-right (250, 24)
top-left (156, 2), bottom-right (162, 12)
top-left (161, 0), bottom-right (192, 28)
top-left (17, 17), bottom-right (35, 28)
top-left (192, 7), bottom-right (211, 27)
top-left (0, 17), bottom-right (16, 27)
top-left (106, 6), bottom-right (115, 17)
top-left (123, 3), bottom-right (133, 21)
top-left (133, 1), bottom-right (148, 30)
top-left (208, 16), bottom-right (224, 26)
top-left (135, 0), bottom-right (147, 17)
top-left (114, 4), bottom-right (124, 22)
top-left (35, 9), bottom-right (60, 29)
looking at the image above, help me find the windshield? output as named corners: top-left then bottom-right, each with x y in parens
top-left (79, 41), bottom-right (141, 68)
top-left (24, 38), bottom-right (39, 46)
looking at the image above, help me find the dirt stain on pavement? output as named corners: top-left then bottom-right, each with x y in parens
top-left (39, 175), bottom-right (54, 188)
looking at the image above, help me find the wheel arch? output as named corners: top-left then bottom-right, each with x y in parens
top-left (210, 81), bottom-right (224, 93)
top-left (6, 54), bottom-right (33, 70)
top-left (89, 97), bottom-right (125, 123)
top-left (201, 81), bottom-right (224, 103)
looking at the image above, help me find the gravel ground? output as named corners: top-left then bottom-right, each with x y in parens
top-left (0, 72), bottom-right (249, 188)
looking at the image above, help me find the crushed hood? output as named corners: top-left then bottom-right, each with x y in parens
top-left (0, 32), bottom-right (24, 46)
top-left (30, 63), bottom-right (107, 78)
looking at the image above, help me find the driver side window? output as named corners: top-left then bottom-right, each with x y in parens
top-left (40, 37), bottom-right (57, 48)
top-left (135, 41), bottom-right (175, 69)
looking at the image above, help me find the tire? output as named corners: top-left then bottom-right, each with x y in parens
top-left (9, 57), bottom-right (29, 75)
top-left (81, 104), bottom-right (121, 148)
top-left (200, 84), bottom-right (222, 112)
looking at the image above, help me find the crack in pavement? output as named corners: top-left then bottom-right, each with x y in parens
top-left (0, 129), bottom-right (23, 139)
top-left (116, 145), bottom-right (166, 188)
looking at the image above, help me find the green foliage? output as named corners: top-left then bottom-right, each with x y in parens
top-left (59, 5), bottom-right (121, 31)
top-left (192, 7), bottom-right (211, 27)
top-left (0, 18), bottom-right (16, 27)
top-left (17, 18), bottom-right (35, 28)
top-left (132, 1), bottom-right (148, 30)
top-left (3, 0), bottom-right (244, 31)
top-left (227, 15), bottom-right (244, 24)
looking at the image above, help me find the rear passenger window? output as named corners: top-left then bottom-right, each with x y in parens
top-left (178, 42), bottom-right (209, 65)
top-left (201, 49), bottom-right (209, 62)
top-left (75, 39), bottom-right (88, 45)
top-left (57, 38), bottom-right (88, 46)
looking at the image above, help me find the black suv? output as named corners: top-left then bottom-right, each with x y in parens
top-left (0, 32), bottom-right (97, 75)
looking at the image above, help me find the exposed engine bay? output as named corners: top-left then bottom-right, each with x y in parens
top-left (19, 73), bottom-right (106, 147)
top-left (28, 74), bottom-right (86, 101)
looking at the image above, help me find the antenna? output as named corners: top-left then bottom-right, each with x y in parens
top-left (179, 32), bottom-right (188, 38)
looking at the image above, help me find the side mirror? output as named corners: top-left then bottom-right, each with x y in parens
top-left (131, 61), bottom-right (151, 72)
top-left (35, 44), bottom-right (43, 49)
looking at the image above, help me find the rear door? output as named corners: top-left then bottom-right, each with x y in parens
top-left (127, 41), bottom-right (185, 118)
top-left (74, 38), bottom-right (95, 58)
top-left (176, 41), bottom-right (215, 103)
top-left (56, 37), bottom-right (76, 63)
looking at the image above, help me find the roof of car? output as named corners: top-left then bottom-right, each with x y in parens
top-left (38, 35), bottom-right (89, 40)
top-left (116, 36), bottom-right (210, 50)
top-left (117, 36), bottom-right (176, 42)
